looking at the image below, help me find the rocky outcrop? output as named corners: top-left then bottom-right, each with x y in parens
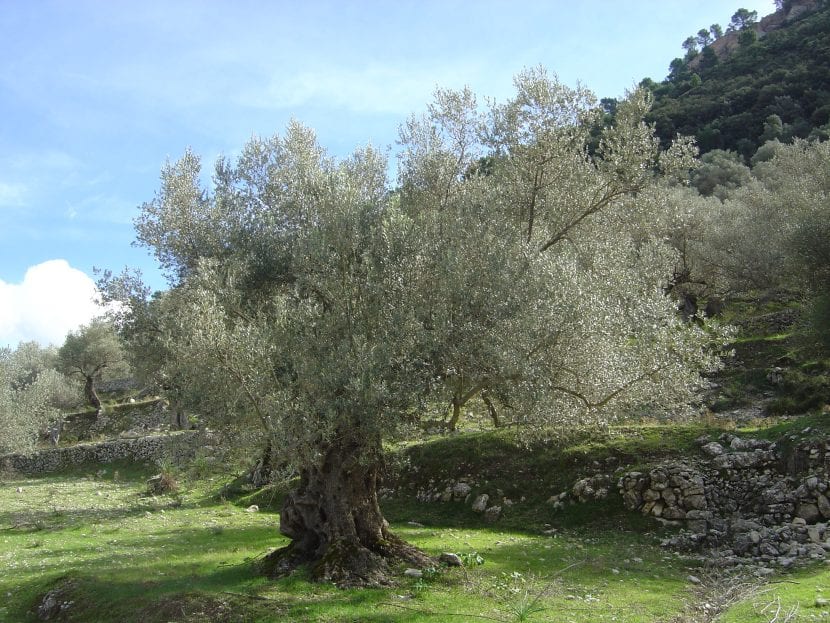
top-left (691, 0), bottom-right (822, 69)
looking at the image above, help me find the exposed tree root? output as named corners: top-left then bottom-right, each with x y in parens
top-left (259, 534), bottom-right (434, 588)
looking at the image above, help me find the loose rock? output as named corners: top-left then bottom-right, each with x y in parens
top-left (439, 552), bottom-right (463, 567)
top-left (471, 494), bottom-right (489, 512)
top-left (484, 506), bottom-right (502, 522)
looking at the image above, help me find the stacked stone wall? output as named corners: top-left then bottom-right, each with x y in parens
top-left (1, 430), bottom-right (206, 474)
top-left (612, 434), bottom-right (830, 567)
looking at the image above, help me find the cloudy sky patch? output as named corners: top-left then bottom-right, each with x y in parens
top-left (0, 260), bottom-right (105, 348)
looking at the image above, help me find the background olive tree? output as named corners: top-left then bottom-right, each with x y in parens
top-left (58, 319), bottom-right (129, 413)
top-left (754, 139), bottom-right (830, 293)
top-left (1, 343), bottom-right (78, 454)
top-left (98, 269), bottom-right (192, 429)
top-left (124, 68), bottom-right (725, 585)
top-left (690, 149), bottom-right (751, 200)
top-left (700, 139), bottom-right (829, 299)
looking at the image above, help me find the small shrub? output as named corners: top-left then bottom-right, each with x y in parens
top-left (460, 551), bottom-right (485, 567)
top-left (503, 590), bottom-right (547, 622)
top-left (146, 471), bottom-right (178, 495)
top-left (188, 453), bottom-right (213, 480)
top-left (421, 566), bottom-right (441, 581)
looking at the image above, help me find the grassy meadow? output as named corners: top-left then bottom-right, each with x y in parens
top-left (2, 419), bottom-right (830, 623)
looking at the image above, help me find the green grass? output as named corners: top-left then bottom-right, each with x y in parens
top-left (718, 565), bottom-right (830, 622)
top-left (0, 457), bottom-right (721, 623)
top-left (0, 466), bottom-right (280, 622)
top-left (3, 413), bottom-right (829, 623)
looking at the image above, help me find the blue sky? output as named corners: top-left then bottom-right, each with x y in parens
top-left (0, 0), bottom-right (775, 346)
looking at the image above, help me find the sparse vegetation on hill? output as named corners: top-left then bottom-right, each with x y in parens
top-left (644, 1), bottom-right (830, 157)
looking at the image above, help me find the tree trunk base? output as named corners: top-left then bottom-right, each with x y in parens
top-left (259, 532), bottom-right (433, 587)
top-left (258, 434), bottom-right (434, 587)
top-left (248, 441), bottom-right (285, 488)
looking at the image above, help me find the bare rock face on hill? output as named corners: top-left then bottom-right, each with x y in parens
top-left (691, 0), bottom-right (822, 68)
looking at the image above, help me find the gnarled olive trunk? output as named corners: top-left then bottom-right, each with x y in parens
top-left (249, 438), bottom-right (285, 487)
top-left (168, 399), bottom-right (189, 430)
top-left (84, 376), bottom-right (102, 412)
top-left (446, 394), bottom-right (463, 431)
top-left (481, 393), bottom-right (501, 428)
top-left (261, 430), bottom-right (432, 586)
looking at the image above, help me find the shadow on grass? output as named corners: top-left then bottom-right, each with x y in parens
top-left (0, 485), bottom-right (230, 533)
top-left (85, 584), bottom-right (440, 623)
top-left (381, 493), bottom-right (658, 536)
top-left (4, 513), bottom-right (691, 623)
top-left (4, 522), bottom-right (285, 622)
top-left (12, 558), bottom-right (454, 622)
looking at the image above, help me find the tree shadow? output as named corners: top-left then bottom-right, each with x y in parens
top-left (11, 547), bottom-right (442, 622)
top-left (4, 512), bottom-right (692, 623)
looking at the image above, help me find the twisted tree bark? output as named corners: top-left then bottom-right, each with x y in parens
top-left (260, 428), bottom-right (432, 586)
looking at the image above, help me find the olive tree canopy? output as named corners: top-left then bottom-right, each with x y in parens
top-left (58, 319), bottom-right (129, 412)
top-left (128, 68), bottom-right (724, 585)
top-left (1, 344), bottom-right (77, 455)
top-left (705, 139), bottom-right (830, 346)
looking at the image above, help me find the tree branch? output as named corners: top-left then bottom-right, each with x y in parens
top-left (550, 365), bottom-right (667, 410)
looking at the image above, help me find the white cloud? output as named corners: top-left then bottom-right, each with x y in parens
top-left (0, 181), bottom-right (27, 208)
top-left (0, 260), bottom-right (105, 348)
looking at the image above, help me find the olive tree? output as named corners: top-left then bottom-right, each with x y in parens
top-left (128, 68), bottom-right (724, 585)
top-left (751, 139), bottom-right (830, 291)
top-left (635, 184), bottom-right (730, 319)
top-left (690, 149), bottom-right (751, 200)
top-left (58, 319), bottom-right (129, 412)
top-left (97, 269), bottom-right (193, 429)
top-left (0, 344), bottom-right (77, 454)
top-left (702, 139), bottom-right (830, 298)
top-left (720, 140), bottom-right (830, 346)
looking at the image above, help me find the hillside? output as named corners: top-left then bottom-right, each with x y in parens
top-left (2, 295), bottom-right (830, 621)
top-left (644, 0), bottom-right (830, 158)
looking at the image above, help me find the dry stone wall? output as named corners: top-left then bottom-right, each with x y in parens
top-left (58, 399), bottom-right (170, 443)
top-left (1, 430), bottom-right (207, 474)
top-left (612, 433), bottom-right (830, 567)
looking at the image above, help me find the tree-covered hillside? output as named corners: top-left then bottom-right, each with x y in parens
top-left (644, 1), bottom-right (830, 158)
